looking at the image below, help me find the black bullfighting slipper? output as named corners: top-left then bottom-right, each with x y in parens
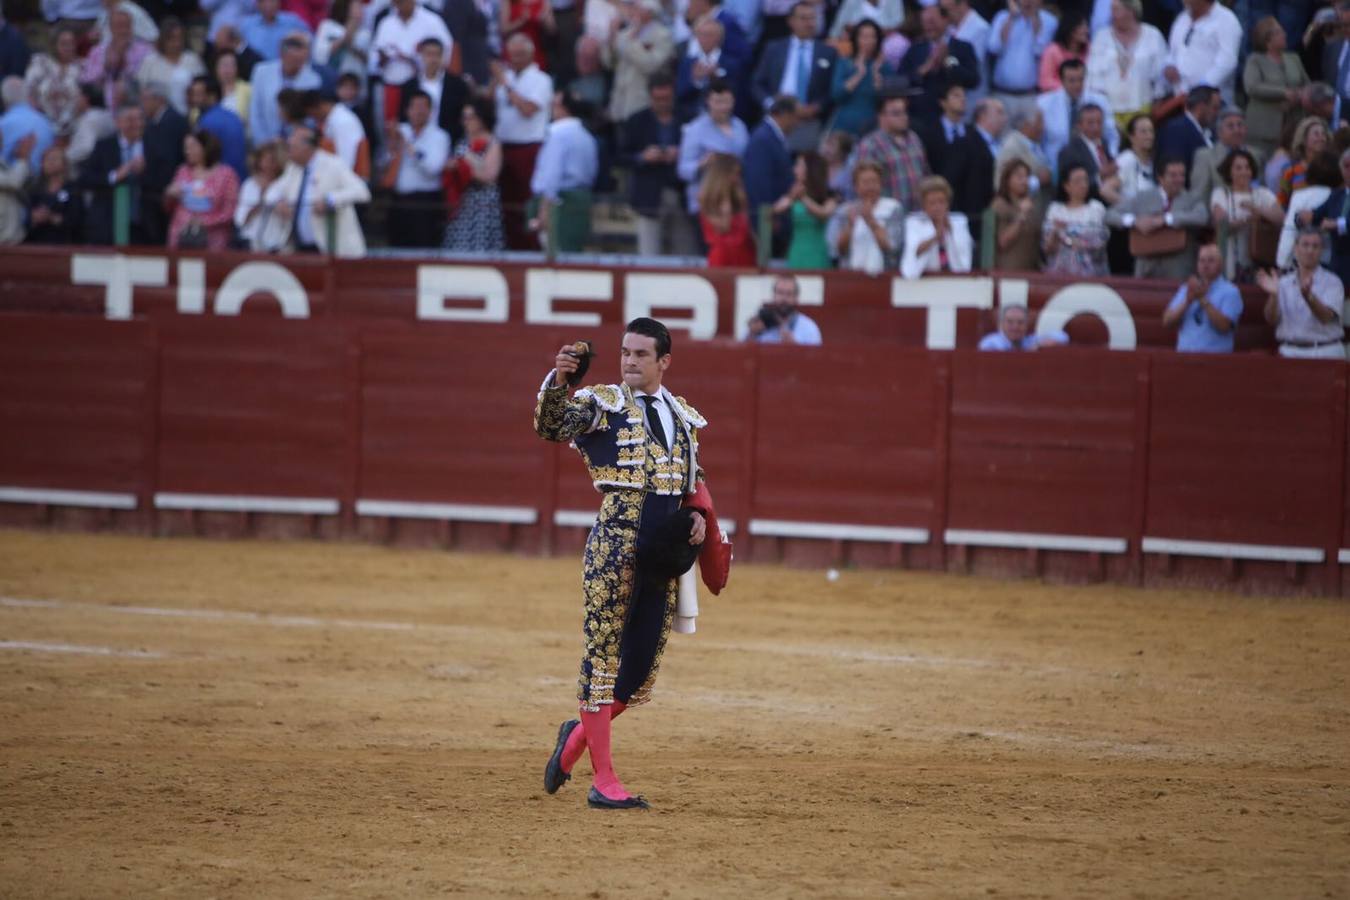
top-left (587, 786), bottom-right (650, 810)
top-left (544, 719), bottom-right (580, 795)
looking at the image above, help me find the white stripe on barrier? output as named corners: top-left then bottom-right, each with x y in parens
top-left (749, 519), bottom-right (929, 543)
top-left (553, 509), bottom-right (737, 534)
top-left (1141, 537), bottom-right (1324, 564)
top-left (0, 487), bottom-right (138, 509)
top-left (944, 529), bottom-right (1128, 554)
top-left (154, 493), bottom-right (340, 515)
top-left (355, 499), bottom-right (536, 524)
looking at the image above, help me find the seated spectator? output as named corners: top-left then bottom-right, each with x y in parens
top-left (249, 33), bottom-right (322, 144)
top-left (698, 151), bottom-right (756, 267)
top-left (743, 94), bottom-right (797, 249)
top-left (234, 139), bottom-right (287, 251)
top-left (1105, 157), bottom-right (1207, 279)
top-left (1057, 102), bottom-right (1121, 204)
top-left (529, 90), bottom-right (598, 253)
top-left (380, 89), bottom-right (450, 248)
top-left (1085, 0), bottom-right (1166, 128)
top-left (1038, 11), bottom-right (1088, 93)
top-left (1114, 113), bottom-right (1155, 202)
top-left (0, 75), bottom-right (55, 170)
top-left (1310, 149), bottom-right (1350, 290)
top-left (24, 26), bottom-right (82, 134)
top-left (995, 106), bottom-right (1052, 196)
top-left (1211, 149), bottom-right (1282, 282)
top-left (986, 0), bottom-right (1057, 122)
top-left (492, 34), bottom-right (554, 250)
top-left (1154, 85), bottom-right (1220, 186)
top-left (991, 158), bottom-right (1043, 271)
top-left (830, 21), bottom-right (889, 138)
top-left (67, 83), bottom-right (116, 172)
top-left (1280, 151), bottom-right (1339, 268)
top-left (165, 130), bottom-right (241, 250)
top-left (443, 96), bottom-right (505, 252)
top-left (1190, 108), bottom-right (1263, 206)
top-left (772, 150), bottom-right (837, 269)
top-left (241, 0), bottom-right (314, 61)
top-left (676, 17), bottom-right (744, 123)
top-left (94, 0), bottom-right (158, 45)
top-left (571, 35), bottom-right (610, 115)
top-left (137, 17), bottom-right (205, 116)
top-left (978, 304), bottom-right (1068, 350)
top-left (745, 273), bottom-right (822, 344)
top-left (751, 1), bottom-right (837, 153)
top-left (0, 8), bottom-right (29, 82)
top-left (676, 78), bottom-right (748, 215)
top-left (822, 129), bottom-right (855, 200)
top-left (0, 133), bottom-right (34, 245)
top-left (603, 0), bottom-right (673, 125)
top-left (622, 74), bottom-right (692, 256)
top-left (898, 5), bottom-right (980, 128)
top-left (828, 160), bottom-right (904, 275)
top-left (901, 175), bottom-right (973, 278)
top-left (1163, 0), bottom-right (1241, 105)
top-left (1038, 58), bottom-right (1117, 182)
top-left (26, 144), bottom-right (83, 244)
top-left (856, 94), bottom-right (930, 213)
top-left (399, 37), bottom-right (467, 147)
top-left (1278, 117), bottom-right (1332, 207)
top-left (1243, 17), bottom-right (1311, 162)
top-left (1258, 228), bottom-right (1346, 359)
top-left (262, 123), bottom-right (371, 257)
top-left (1043, 162), bottom-right (1109, 276)
top-left (213, 51), bottom-right (251, 134)
top-left (189, 76), bottom-right (247, 181)
top-left (1161, 243), bottom-right (1242, 352)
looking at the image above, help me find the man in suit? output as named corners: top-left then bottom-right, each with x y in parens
top-left (685, 0), bottom-right (752, 77)
top-left (996, 105), bottom-right (1053, 196)
top-left (1057, 102), bottom-right (1118, 194)
top-left (263, 122), bottom-right (371, 257)
top-left (676, 18), bottom-right (748, 123)
top-left (918, 83), bottom-right (971, 183)
top-left (139, 82), bottom-right (188, 245)
top-left (1037, 58), bottom-right (1117, 181)
top-left (622, 74), bottom-right (695, 255)
top-left (742, 94), bottom-right (798, 254)
top-left (1311, 148), bottom-right (1350, 289)
top-left (1105, 157), bottom-right (1209, 278)
top-left (1189, 107), bottom-right (1263, 204)
top-left (1154, 85), bottom-right (1221, 185)
top-left (79, 105), bottom-right (152, 245)
top-left (957, 97), bottom-right (1004, 254)
top-left (751, 1), bottom-right (838, 152)
top-left (897, 4), bottom-right (980, 128)
top-left (399, 37), bottom-right (468, 146)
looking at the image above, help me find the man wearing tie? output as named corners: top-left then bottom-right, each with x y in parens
top-left (1037, 58), bottom-right (1117, 182)
top-left (751, 1), bottom-right (838, 153)
top-left (1057, 103), bottom-right (1120, 200)
top-left (1154, 85), bottom-right (1221, 185)
top-left (79, 105), bottom-right (150, 245)
top-left (1105, 157), bottom-right (1208, 278)
top-left (263, 122), bottom-right (371, 257)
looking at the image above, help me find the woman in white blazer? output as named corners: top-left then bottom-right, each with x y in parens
top-left (261, 126), bottom-right (372, 258)
top-left (900, 176), bottom-right (974, 279)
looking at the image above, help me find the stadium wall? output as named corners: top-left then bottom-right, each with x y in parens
top-left (1, 249), bottom-right (1346, 596)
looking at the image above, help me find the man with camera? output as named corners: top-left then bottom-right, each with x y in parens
top-left (745, 274), bottom-right (823, 344)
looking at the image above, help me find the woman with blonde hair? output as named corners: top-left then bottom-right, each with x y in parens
top-left (1277, 117), bottom-right (1331, 207)
top-left (698, 153), bottom-right (756, 268)
top-left (233, 140), bottom-right (287, 250)
top-left (1243, 17), bottom-right (1310, 162)
top-left (829, 161), bottom-right (904, 275)
top-left (901, 176), bottom-right (973, 279)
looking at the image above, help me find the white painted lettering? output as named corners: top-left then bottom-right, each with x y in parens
top-left (214, 262), bottom-right (310, 317)
top-left (625, 273), bottom-right (720, 340)
top-left (524, 269), bottom-right (612, 327)
top-left (177, 258), bottom-right (206, 314)
top-left (73, 254), bottom-right (168, 320)
top-left (1037, 284), bottom-right (1138, 349)
top-left (416, 266), bottom-right (509, 322)
top-left (891, 277), bottom-right (995, 349)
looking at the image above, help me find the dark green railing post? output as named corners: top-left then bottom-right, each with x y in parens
top-left (1216, 219), bottom-right (1229, 272)
top-left (980, 206), bottom-right (996, 272)
top-left (756, 204), bottom-right (772, 269)
top-left (113, 183), bottom-right (130, 247)
top-left (547, 202), bottom-right (559, 263)
top-left (326, 209), bottom-right (337, 255)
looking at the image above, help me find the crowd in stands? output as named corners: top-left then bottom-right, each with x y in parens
top-left (0, 0), bottom-right (1348, 334)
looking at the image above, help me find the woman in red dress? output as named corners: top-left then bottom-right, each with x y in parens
top-left (698, 153), bottom-right (756, 268)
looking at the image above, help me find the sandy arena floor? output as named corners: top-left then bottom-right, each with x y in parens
top-left (0, 529), bottom-right (1347, 899)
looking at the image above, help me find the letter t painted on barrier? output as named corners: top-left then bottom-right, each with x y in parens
top-left (73, 254), bottom-right (169, 320)
top-left (890, 277), bottom-right (995, 348)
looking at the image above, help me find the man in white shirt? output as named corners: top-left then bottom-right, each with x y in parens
top-left (493, 33), bottom-right (555, 249)
top-left (369, 0), bottom-right (452, 136)
top-left (1164, 0), bottom-right (1242, 105)
top-left (380, 89), bottom-right (450, 248)
top-left (529, 90), bottom-right (599, 252)
top-left (745, 274), bottom-right (823, 344)
top-left (1259, 228), bottom-right (1347, 359)
top-left (940, 0), bottom-right (990, 118)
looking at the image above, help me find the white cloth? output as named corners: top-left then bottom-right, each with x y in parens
top-left (1166, 3), bottom-right (1242, 105)
top-left (1278, 186), bottom-right (1333, 268)
top-left (1085, 24), bottom-right (1168, 115)
top-left (233, 175), bottom-right (267, 248)
top-left (675, 567), bottom-right (700, 634)
top-left (1115, 149), bottom-right (1154, 202)
top-left (323, 101), bottom-right (367, 175)
top-left (262, 149), bottom-right (372, 257)
top-left (495, 63), bottom-right (553, 143)
top-left (391, 122), bottom-right (450, 193)
top-left (369, 5), bottom-right (453, 85)
top-left (901, 211), bottom-right (974, 279)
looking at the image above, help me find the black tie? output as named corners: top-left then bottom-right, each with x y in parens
top-left (641, 396), bottom-right (668, 450)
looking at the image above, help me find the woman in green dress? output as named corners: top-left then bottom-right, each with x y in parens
top-left (774, 151), bottom-right (838, 269)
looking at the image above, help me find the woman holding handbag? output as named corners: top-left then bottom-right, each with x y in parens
top-left (1210, 149), bottom-right (1282, 283)
top-left (165, 130), bottom-right (240, 251)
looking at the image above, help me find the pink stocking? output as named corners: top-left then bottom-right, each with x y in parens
top-left (561, 701), bottom-right (626, 774)
top-left (580, 705), bottom-right (631, 800)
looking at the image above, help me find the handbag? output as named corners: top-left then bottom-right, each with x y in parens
top-left (1248, 217), bottom-right (1281, 267)
top-left (177, 221), bottom-right (208, 250)
top-left (1129, 225), bottom-right (1187, 257)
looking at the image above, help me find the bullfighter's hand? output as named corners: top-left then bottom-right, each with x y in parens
top-left (552, 345), bottom-right (579, 387)
top-left (689, 511), bottom-right (706, 545)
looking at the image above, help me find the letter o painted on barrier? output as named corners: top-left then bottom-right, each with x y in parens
top-left (1036, 284), bottom-right (1137, 349)
top-left (214, 262), bottom-right (310, 318)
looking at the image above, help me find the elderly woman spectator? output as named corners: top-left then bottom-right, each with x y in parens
top-left (80, 8), bottom-right (153, 111)
top-left (1243, 18), bottom-right (1311, 164)
top-left (444, 96), bottom-right (505, 252)
top-left (1211, 148), bottom-right (1282, 282)
top-left (165, 130), bottom-right (240, 251)
top-left (1280, 151), bottom-right (1339, 268)
top-left (234, 140), bottom-right (286, 250)
top-left (1084, 0), bottom-right (1167, 131)
top-left (1039, 11), bottom-right (1089, 93)
top-left (25, 144), bottom-right (83, 244)
top-left (991, 158), bottom-right (1043, 270)
top-left (1114, 113), bottom-right (1156, 203)
top-left (24, 26), bottom-right (82, 134)
top-left (137, 17), bottom-right (205, 116)
top-left (829, 160), bottom-right (904, 275)
top-left (901, 175), bottom-right (973, 278)
top-left (1042, 162), bottom-right (1108, 275)
top-left (830, 20), bottom-right (891, 137)
top-left (1278, 117), bottom-right (1331, 207)
top-left (698, 152), bottom-right (756, 267)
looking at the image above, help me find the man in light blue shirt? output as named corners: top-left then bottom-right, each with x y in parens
top-left (676, 78), bottom-right (749, 212)
top-left (0, 77), bottom-right (55, 170)
top-left (249, 34), bottom-right (322, 143)
top-left (978, 305), bottom-right (1069, 350)
top-left (240, 0), bottom-right (311, 60)
top-left (529, 91), bottom-right (599, 252)
top-left (987, 0), bottom-right (1056, 120)
top-left (1163, 243), bottom-right (1243, 353)
top-left (746, 274), bottom-right (823, 344)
